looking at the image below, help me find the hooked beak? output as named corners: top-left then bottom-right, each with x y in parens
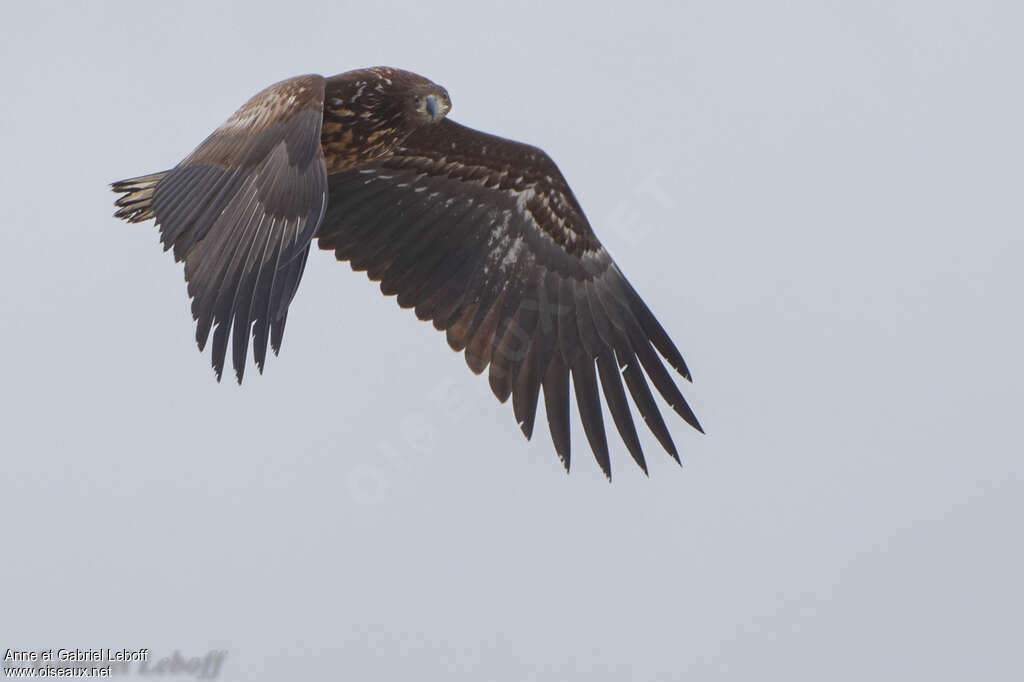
top-left (425, 94), bottom-right (439, 118)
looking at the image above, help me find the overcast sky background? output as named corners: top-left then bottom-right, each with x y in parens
top-left (1, 1), bottom-right (1021, 680)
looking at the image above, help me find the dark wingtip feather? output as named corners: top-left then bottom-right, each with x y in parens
top-left (542, 355), bottom-right (571, 472)
top-left (270, 313), bottom-right (287, 356)
top-left (571, 359), bottom-right (611, 479)
top-left (512, 334), bottom-right (544, 443)
top-left (210, 323), bottom-right (230, 384)
top-left (252, 320), bottom-right (270, 374)
top-left (614, 269), bottom-right (693, 381)
top-left (596, 350), bottom-right (648, 474)
top-left (666, 444), bottom-right (681, 465)
top-left (620, 350), bottom-right (679, 461)
top-left (489, 369), bottom-right (512, 403)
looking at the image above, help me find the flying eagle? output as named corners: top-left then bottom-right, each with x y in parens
top-left (112, 67), bottom-right (702, 478)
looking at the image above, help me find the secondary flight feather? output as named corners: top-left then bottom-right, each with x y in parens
top-left (112, 67), bottom-right (702, 478)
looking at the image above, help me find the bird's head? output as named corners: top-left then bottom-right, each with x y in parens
top-left (359, 67), bottom-right (451, 128)
top-left (321, 67), bottom-right (453, 167)
top-left (407, 86), bottom-right (451, 124)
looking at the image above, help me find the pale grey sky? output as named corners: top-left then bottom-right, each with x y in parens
top-left (2, 1), bottom-right (1022, 680)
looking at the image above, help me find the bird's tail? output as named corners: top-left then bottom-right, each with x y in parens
top-left (111, 170), bottom-right (169, 223)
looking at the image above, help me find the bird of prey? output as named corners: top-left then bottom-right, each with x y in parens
top-left (112, 67), bottom-right (702, 478)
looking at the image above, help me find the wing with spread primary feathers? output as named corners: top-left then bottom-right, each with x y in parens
top-left (316, 119), bottom-right (701, 477)
top-left (113, 74), bottom-right (328, 382)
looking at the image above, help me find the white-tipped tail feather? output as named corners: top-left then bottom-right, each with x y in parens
top-left (111, 171), bottom-right (168, 223)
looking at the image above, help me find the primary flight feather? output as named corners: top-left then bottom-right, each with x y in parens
top-left (112, 67), bottom-right (702, 478)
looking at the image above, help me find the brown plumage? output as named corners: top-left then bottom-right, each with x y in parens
top-left (112, 66), bottom-right (702, 478)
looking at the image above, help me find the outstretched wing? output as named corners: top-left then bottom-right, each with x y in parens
top-left (317, 119), bottom-right (701, 477)
top-left (113, 74), bottom-right (328, 382)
